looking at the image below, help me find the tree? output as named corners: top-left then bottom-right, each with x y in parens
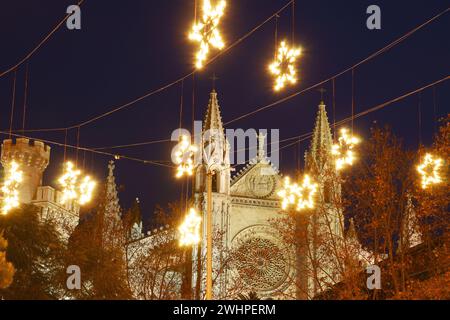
top-left (125, 200), bottom-right (239, 300)
top-left (0, 232), bottom-right (15, 289)
top-left (413, 115), bottom-right (449, 240)
top-left (344, 126), bottom-right (417, 297)
top-left (66, 182), bottom-right (132, 300)
top-left (266, 123), bottom-right (449, 300)
top-left (400, 114), bottom-right (450, 300)
top-left (0, 205), bottom-right (66, 299)
top-left (126, 201), bottom-right (188, 300)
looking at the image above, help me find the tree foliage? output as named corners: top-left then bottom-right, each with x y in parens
top-left (0, 232), bottom-right (15, 289)
top-left (0, 205), bottom-right (66, 299)
top-left (67, 184), bottom-right (132, 300)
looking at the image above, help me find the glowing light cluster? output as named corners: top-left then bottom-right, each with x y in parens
top-left (174, 135), bottom-right (198, 178)
top-left (1, 161), bottom-right (23, 215)
top-left (78, 176), bottom-right (96, 205)
top-left (179, 208), bottom-right (202, 246)
top-left (278, 175), bottom-right (318, 212)
top-left (269, 41), bottom-right (302, 91)
top-left (332, 128), bottom-right (361, 171)
top-left (58, 162), bottom-right (81, 204)
top-left (58, 161), bottom-right (96, 205)
top-left (417, 153), bottom-right (443, 189)
top-left (278, 177), bottom-right (300, 210)
top-left (188, 0), bottom-right (226, 69)
top-left (297, 175), bottom-right (318, 210)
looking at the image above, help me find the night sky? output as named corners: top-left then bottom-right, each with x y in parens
top-left (0, 1), bottom-right (449, 229)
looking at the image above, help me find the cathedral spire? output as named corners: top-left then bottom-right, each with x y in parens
top-left (307, 101), bottom-right (334, 171)
top-left (203, 90), bottom-right (224, 134)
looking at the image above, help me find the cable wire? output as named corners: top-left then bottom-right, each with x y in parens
top-left (0, 0), bottom-right (86, 78)
top-left (13, 0), bottom-right (295, 133)
top-left (225, 7), bottom-right (449, 125)
top-left (0, 130), bottom-right (174, 169)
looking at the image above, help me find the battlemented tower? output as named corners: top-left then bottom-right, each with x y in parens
top-left (1, 138), bottom-right (80, 241)
top-left (1, 138), bottom-right (50, 204)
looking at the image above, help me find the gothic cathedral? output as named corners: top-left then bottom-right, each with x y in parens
top-left (192, 91), bottom-right (342, 300)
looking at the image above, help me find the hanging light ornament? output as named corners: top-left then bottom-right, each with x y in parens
top-left (417, 153), bottom-right (443, 189)
top-left (296, 174), bottom-right (318, 210)
top-left (179, 208), bottom-right (202, 246)
top-left (174, 135), bottom-right (198, 178)
top-left (78, 176), bottom-right (96, 205)
top-left (332, 128), bottom-right (361, 171)
top-left (188, 0), bottom-right (226, 69)
top-left (277, 176), bottom-right (301, 211)
top-left (269, 41), bottom-right (302, 91)
top-left (278, 175), bottom-right (318, 212)
top-left (58, 161), bottom-right (81, 204)
top-left (1, 161), bottom-right (23, 215)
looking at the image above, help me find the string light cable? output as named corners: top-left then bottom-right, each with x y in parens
top-left (87, 74), bottom-right (450, 156)
top-left (225, 7), bottom-right (450, 125)
top-left (0, 130), bottom-right (174, 169)
top-left (13, 1), bottom-right (295, 133)
top-left (0, 0), bottom-right (86, 79)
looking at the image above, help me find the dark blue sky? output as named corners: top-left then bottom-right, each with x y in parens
top-left (0, 1), bottom-right (449, 227)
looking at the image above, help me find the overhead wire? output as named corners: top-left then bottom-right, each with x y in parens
top-left (14, 1), bottom-right (295, 133)
top-left (0, 130), bottom-right (174, 169)
top-left (0, 0), bottom-right (86, 78)
top-left (225, 7), bottom-right (449, 126)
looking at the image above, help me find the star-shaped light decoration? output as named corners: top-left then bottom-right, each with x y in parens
top-left (278, 176), bottom-right (301, 211)
top-left (332, 128), bottom-right (361, 171)
top-left (296, 175), bottom-right (318, 210)
top-left (58, 161), bottom-right (81, 205)
top-left (1, 161), bottom-right (23, 215)
top-left (179, 208), bottom-right (202, 247)
top-left (78, 176), bottom-right (96, 205)
top-left (188, 0), bottom-right (226, 69)
top-left (269, 41), bottom-right (302, 91)
top-left (278, 175), bottom-right (318, 211)
top-left (417, 153), bottom-right (443, 189)
top-left (174, 135), bottom-right (198, 178)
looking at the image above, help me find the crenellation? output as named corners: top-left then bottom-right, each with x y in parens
top-left (1, 138), bottom-right (78, 243)
top-left (1, 138), bottom-right (50, 171)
